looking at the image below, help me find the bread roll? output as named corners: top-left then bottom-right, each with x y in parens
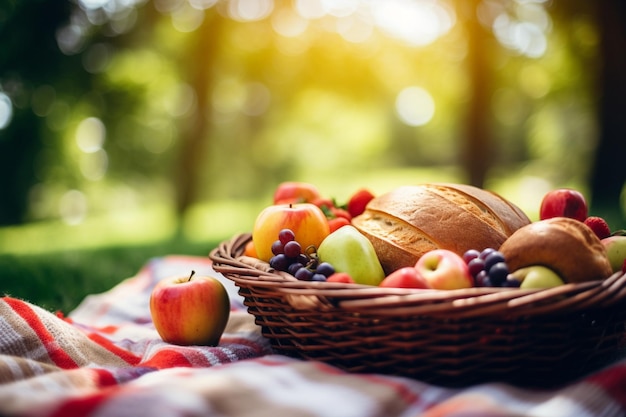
top-left (351, 183), bottom-right (531, 275)
top-left (499, 217), bottom-right (613, 283)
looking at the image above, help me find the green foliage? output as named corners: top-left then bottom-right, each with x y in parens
top-left (0, 237), bottom-right (215, 314)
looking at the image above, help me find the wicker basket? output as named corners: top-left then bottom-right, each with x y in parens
top-left (209, 233), bottom-right (626, 387)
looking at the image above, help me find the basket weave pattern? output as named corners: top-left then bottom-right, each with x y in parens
top-left (210, 233), bottom-right (626, 387)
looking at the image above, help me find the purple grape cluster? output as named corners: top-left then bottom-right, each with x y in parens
top-left (463, 248), bottom-right (520, 288)
top-left (269, 228), bottom-right (335, 282)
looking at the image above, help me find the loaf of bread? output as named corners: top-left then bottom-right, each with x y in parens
top-left (351, 183), bottom-right (531, 275)
top-left (499, 217), bottom-right (613, 283)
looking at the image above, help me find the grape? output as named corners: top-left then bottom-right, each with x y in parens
top-left (474, 270), bottom-right (492, 287)
top-left (480, 248), bottom-right (496, 260)
top-left (503, 275), bottom-right (521, 287)
top-left (311, 273), bottom-right (327, 282)
top-left (284, 240), bottom-right (302, 258)
top-left (488, 262), bottom-right (509, 286)
top-left (288, 262), bottom-right (304, 276)
top-left (295, 267), bottom-right (314, 281)
top-left (315, 262), bottom-right (335, 277)
top-left (467, 257), bottom-right (486, 278)
top-left (278, 229), bottom-right (296, 244)
top-left (484, 251), bottom-right (506, 271)
top-left (296, 253), bottom-right (309, 266)
top-left (269, 254), bottom-right (289, 271)
top-left (463, 249), bottom-right (481, 264)
top-left (271, 240), bottom-right (285, 256)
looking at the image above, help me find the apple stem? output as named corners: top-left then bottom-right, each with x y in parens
top-left (188, 270), bottom-right (195, 282)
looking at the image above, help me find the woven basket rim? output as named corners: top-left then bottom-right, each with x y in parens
top-left (209, 233), bottom-right (626, 318)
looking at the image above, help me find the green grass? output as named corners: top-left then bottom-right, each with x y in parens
top-left (0, 236), bottom-right (218, 314)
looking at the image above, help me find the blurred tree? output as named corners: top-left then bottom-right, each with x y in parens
top-left (590, 1), bottom-right (626, 226)
top-left (0, 1), bottom-right (73, 225)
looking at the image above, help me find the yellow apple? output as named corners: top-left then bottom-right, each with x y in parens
top-left (252, 203), bottom-right (330, 262)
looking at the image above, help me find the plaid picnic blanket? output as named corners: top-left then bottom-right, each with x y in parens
top-left (1, 254), bottom-right (626, 417)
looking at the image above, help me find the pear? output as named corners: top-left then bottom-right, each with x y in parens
top-left (601, 235), bottom-right (626, 273)
top-left (317, 225), bottom-right (385, 286)
top-left (513, 265), bottom-right (565, 289)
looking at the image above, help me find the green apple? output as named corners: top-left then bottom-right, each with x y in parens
top-left (512, 265), bottom-right (565, 289)
top-left (317, 225), bottom-right (385, 286)
top-left (601, 235), bottom-right (626, 273)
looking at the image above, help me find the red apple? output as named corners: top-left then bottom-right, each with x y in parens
top-left (415, 249), bottom-right (474, 290)
top-left (150, 271), bottom-right (230, 346)
top-left (379, 267), bottom-right (430, 289)
top-left (273, 181), bottom-right (322, 204)
top-left (539, 188), bottom-right (588, 222)
top-left (252, 203), bottom-right (331, 262)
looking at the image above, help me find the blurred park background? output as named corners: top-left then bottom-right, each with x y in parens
top-left (1, 0), bottom-right (625, 311)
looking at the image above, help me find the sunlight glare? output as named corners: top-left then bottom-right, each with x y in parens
top-left (0, 92), bottom-right (13, 130)
top-left (271, 8), bottom-right (309, 37)
top-left (228, 0), bottom-right (273, 21)
top-left (294, 0), bottom-right (325, 19)
top-left (395, 86), bottom-right (435, 126)
top-left (59, 189), bottom-right (88, 225)
top-left (76, 117), bottom-right (106, 153)
top-left (371, 0), bottom-right (454, 47)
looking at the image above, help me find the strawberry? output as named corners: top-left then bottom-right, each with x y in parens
top-left (326, 272), bottom-right (356, 284)
top-left (584, 216), bottom-right (611, 240)
top-left (347, 189), bottom-right (375, 218)
top-left (328, 217), bottom-right (350, 233)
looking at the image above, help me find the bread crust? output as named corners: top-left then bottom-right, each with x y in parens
top-left (352, 183), bottom-right (531, 275)
top-left (499, 217), bottom-right (613, 283)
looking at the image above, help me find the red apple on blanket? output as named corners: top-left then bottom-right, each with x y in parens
top-left (150, 271), bottom-right (230, 346)
top-left (415, 249), bottom-right (474, 290)
top-left (252, 203), bottom-right (330, 262)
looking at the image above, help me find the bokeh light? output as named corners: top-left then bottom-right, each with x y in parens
top-left (395, 86), bottom-right (436, 126)
top-left (0, 92), bottom-right (13, 130)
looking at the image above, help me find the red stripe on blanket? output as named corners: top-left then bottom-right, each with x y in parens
top-left (4, 298), bottom-right (79, 369)
top-left (94, 368), bottom-right (118, 387)
top-left (140, 349), bottom-right (194, 369)
top-left (88, 332), bottom-right (142, 365)
top-left (586, 362), bottom-right (626, 409)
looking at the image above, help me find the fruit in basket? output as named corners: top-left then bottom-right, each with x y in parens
top-left (499, 217), bottom-right (613, 283)
top-left (268, 228), bottom-right (336, 281)
top-left (463, 248), bottom-right (515, 287)
top-left (346, 188), bottom-right (376, 217)
top-left (539, 188), bottom-right (588, 222)
top-left (379, 266), bottom-right (430, 288)
top-left (601, 235), bottom-right (626, 273)
top-left (252, 203), bottom-right (330, 262)
top-left (326, 272), bottom-right (356, 283)
top-left (512, 265), bottom-right (565, 289)
top-left (150, 271), bottom-right (230, 346)
top-left (317, 225), bottom-right (385, 286)
top-left (351, 183), bottom-right (530, 275)
top-left (273, 181), bottom-right (322, 204)
top-left (585, 216), bottom-right (612, 239)
top-left (415, 249), bottom-right (474, 290)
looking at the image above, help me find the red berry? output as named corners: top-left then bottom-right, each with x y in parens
top-left (328, 217), bottom-right (351, 233)
top-left (326, 272), bottom-right (355, 284)
top-left (347, 189), bottom-right (375, 218)
top-left (583, 216), bottom-right (611, 240)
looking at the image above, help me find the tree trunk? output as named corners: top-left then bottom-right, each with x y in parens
top-left (174, 11), bottom-right (222, 217)
top-left (590, 1), bottom-right (626, 228)
top-left (459, 0), bottom-right (492, 188)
